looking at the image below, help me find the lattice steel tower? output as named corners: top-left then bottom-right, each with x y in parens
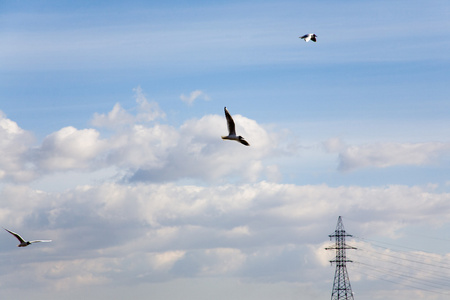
top-left (325, 216), bottom-right (356, 300)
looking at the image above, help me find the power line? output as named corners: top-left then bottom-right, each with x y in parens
top-left (351, 249), bottom-right (450, 284)
top-left (354, 235), bottom-right (450, 261)
top-left (349, 265), bottom-right (450, 297)
top-left (357, 246), bottom-right (450, 271)
top-left (354, 261), bottom-right (450, 291)
top-left (345, 234), bottom-right (450, 298)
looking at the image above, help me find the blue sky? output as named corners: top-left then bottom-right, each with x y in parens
top-left (1, 1), bottom-right (450, 299)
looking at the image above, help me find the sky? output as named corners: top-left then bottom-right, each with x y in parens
top-left (1, 0), bottom-right (450, 299)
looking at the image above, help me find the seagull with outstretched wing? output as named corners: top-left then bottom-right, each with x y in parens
top-left (4, 228), bottom-right (52, 247)
top-left (221, 107), bottom-right (250, 146)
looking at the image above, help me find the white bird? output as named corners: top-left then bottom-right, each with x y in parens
top-left (221, 107), bottom-right (250, 146)
top-left (299, 33), bottom-right (317, 42)
top-left (4, 228), bottom-right (52, 247)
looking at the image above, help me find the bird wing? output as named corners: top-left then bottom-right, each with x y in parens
top-left (224, 107), bottom-right (236, 135)
top-left (311, 35), bottom-right (317, 42)
top-left (239, 139), bottom-right (250, 146)
top-left (29, 240), bottom-right (52, 244)
top-left (299, 34), bottom-right (308, 39)
top-left (4, 228), bottom-right (26, 244)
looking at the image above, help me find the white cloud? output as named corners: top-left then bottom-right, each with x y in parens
top-left (224, 226), bottom-right (251, 238)
top-left (134, 86), bottom-right (166, 122)
top-left (148, 250), bottom-right (186, 271)
top-left (180, 90), bottom-right (210, 105)
top-left (34, 126), bottom-right (106, 171)
top-left (106, 123), bottom-right (179, 170)
top-left (324, 138), bottom-right (450, 171)
top-left (90, 88), bottom-right (280, 183)
top-left (2, 92), bottom-right (450, 299)
top-left (91, 103), bottom-right (135, 128)
top-left (92, 86), bottom-right (165, 129)
top-left (0, 91), bottom-right (284, 185)
top-left (1, 179), bottom-right (450, 298)
top-left (0, 111), bottom-right (36, 182)
top-left (119, 113), bottom-right (278, 183)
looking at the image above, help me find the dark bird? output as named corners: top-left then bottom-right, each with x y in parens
top-left (221, 107), bottom-right (250, 146)
top-left (300, 33), bottom-right (317, 42)
top-left (4, 228), bottom-right (52, 247)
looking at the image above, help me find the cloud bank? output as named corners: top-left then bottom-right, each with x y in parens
top-left (1, 181), bottom-right (449, 296)
top-left (324, 138), bottom-right (450, 172)
top-left (0, 90), bottom-right (279, 185)
top-left (1, 89), bottom-right (450, 300)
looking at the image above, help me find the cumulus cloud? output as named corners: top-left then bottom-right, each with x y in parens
top-left (34, 126), bottom-right (106, 171)
top-left (134, 86), bottom-right (166, 122)
top-left (91, 103), bottom-right (135, 128)
top-left (91, 88), bottom-right (282, 183)
top-left (180, 90), bottom-right (210, 105)
top-left (126, 113), bottom-right (277, 183)
top-left (106, 123), bottom-right (179, 171)
top-left (0, 111), bottom-right (36, 182)
top-left (324, 138), bottom-right (450, 171)
top-left (92, 86), bottom-right (165, 128)
top-left (1, 181), bottom-right (450, 294)
top-left (4, 91), bottom-right (450, 299)
top-left (0, 89), bottom-right (285, 185)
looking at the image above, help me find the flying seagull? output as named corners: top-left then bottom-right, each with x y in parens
top-left (221, 107), bottom-right (250, 146)
top-left (299, 33), bottom-right (317, 42)
top-left (4, 228), bottom-right (52, 247)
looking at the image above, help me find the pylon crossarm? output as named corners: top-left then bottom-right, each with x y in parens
top-left (325, 246), bottom-right (357, 250)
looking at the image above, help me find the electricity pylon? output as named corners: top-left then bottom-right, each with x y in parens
top-left (325, 216), bottom-right (356, 300)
